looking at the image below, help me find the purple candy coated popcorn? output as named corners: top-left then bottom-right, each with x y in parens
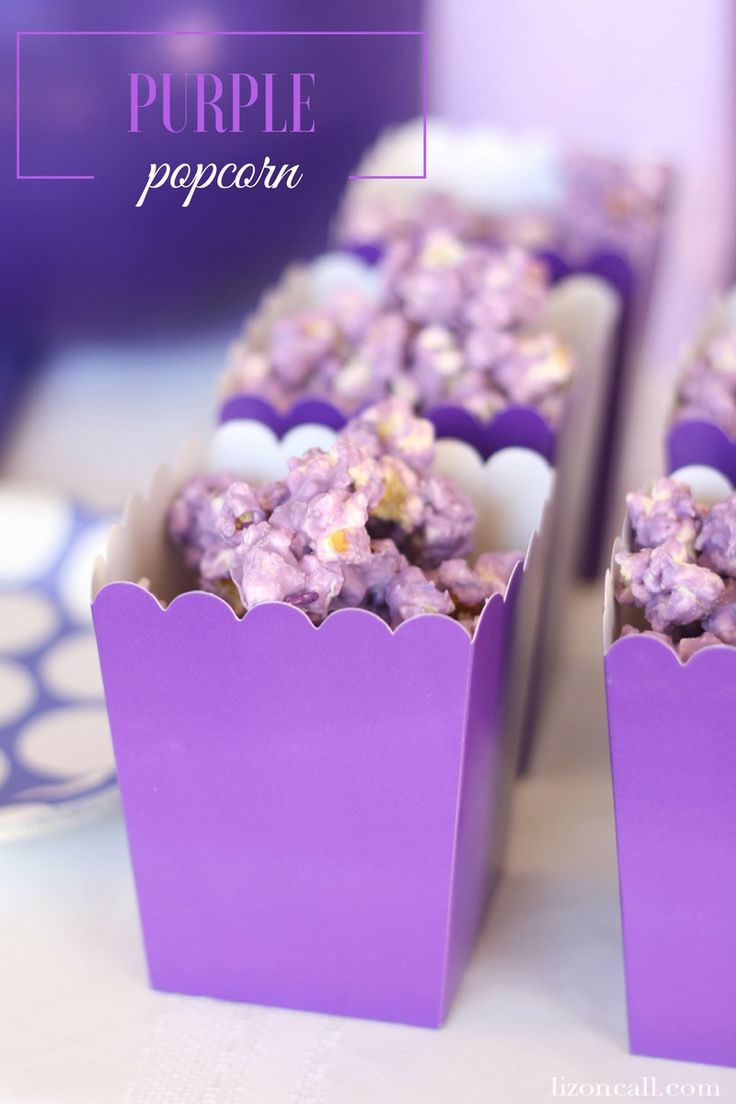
top-left (677, 632), bottom-right (726, 662)
top-left (433, 550), bottom-right (520, 612)
top-left (413, 474), bottom-right (477, 569)
top-left (386, 565), bottom-right (455, 627)
top-left (168, 401), bottom-right (520, 632)
top-left (231, 522), bottom-right (305, 608)
top-left (224, 222), bottom-right (574, 428)
top-left (626, 477), bottom-right (702, 554)
top-left (270, 311), bottom-right (340, 388)
top-left (218, 482), bottom-right (266, 542)
top-left (615, 547), bottom-right (654, 606)
top-left (302, 491), bottom-right (372, 565)
top-left (704, 579), bottom-right (736, 644)
top-left (695, 494), bottom-right (736, 577)
top-left (435, 559), bottom-right (489, 610)
top-left (620, 624), bottom-right (673, 648)
top-left (475, 550), bottom-right (523, 588)
top-left (673, 329), bottom-right (736, 438)
top-left (616, 538), bottom-right (724, 632)
top-left (642, 543), bottom-right (724, 633)
top-left (287, 554), bottom-right (344, 621)
top-left (345, 398), bottom-right (435, 472)
top-left (168, 472), bottom-right (237, 568)
top-left (615, 476), bottom-right (736, 652)
top-left (257, 479), bottom-right (290, 513)
top-left (369, 455), bottom-right (424, 533)
top-left (491, 334), bottom-right (574, 420)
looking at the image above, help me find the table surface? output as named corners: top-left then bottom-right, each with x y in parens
top-left (2, 342), bottom-right (734, 1104)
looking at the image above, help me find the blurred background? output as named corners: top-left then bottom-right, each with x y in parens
top-left (2, 0), bottom-right (735, 504)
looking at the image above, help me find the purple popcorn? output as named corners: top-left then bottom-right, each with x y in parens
top-left (411, 474), bottom-right (477, 569)
top-left (285, 447), bottom-right (340, 502)
top-left (170, 402), bottom-right (520, 631)
top-left (331, 354), bottom-right (385, 408)
top-left (642, 551), bottom-right (723, 633)
top-left (288, 555), bottom-right (344, 621)
top-left (257, 479), bottom-right (290, 513)
top-left (224, 225), bottom-right (574, 428)
top-left (491, 334), bottom-right (574, 418)
top-left (675, 371), bottom-right (736, 437)
top-left (329, 438), bottom-right (385, 509)
top-left (382, 230), bottom-right (549, 336)
top-left (328, 287), bottom-right (378, 344)
top-left (626, 477), bottom-right (703, 554)
top-left (673, 330), bottom-right (736, 438)
top-left (677, 632), bottom-right (726, 662)
top-left (475, 550), bottom-right (523, 589)
top-left (369, 456), bottom-right (425, 533)
top-left (435, 559), bottom-right (489, 610)
top-left (615, 546), bottom-right (656, 607)
top-left (338, 538), bottom-right (408, 611)
top-left (231, 522), bottom-right (306, 608)
top-left (620, 624), bottom-right (673, 648)
top-left (463, 246), bottom-right (547, 332)
top-left (695, 494), bottom-right (736, 577)
top-left (615, 476), bottom-right (736, 651)
top-left (301, 491), bottom-right (372, 565)
top-left (433, 553), bottom-right (519, 612)
top-left (704, 580), bottom-right (736, 644)
top-left (464, 326), bottom-right (517, 374)
top-left (218, 482), bottom-right (266, 542)
top-left (559, 152), bottom-right (669, 264)
top-left (345, 398), bottom-right (436, 473)
top-left (356, 539), bottom-right (408, 606)
top-left (386, 565), bottom-right (455, 627)
top-left (270, 311), bottom-right (340, 388)
top-left (224, 346), bottom-right (271, 396)
top-left (394, 259), bottom-right (466, 330)
top-left (616, 539), bottom-right (724, 633)
top-left (168, 472), bottom-right (237, 568)
top-left (411, 326), bottom-right (465, 402)
top-left (335, 129), bottom-right (668, 269)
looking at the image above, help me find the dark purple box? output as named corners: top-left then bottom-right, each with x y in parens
top-left (666, 420), bottom-right (736, 487)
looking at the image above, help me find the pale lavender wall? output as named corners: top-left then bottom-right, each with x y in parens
top-left (428, 0), bottom-right (736, 371)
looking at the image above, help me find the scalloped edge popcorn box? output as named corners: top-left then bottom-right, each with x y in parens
top-left (333, 118), bottom-right (672, 576)
top-left (667, 284), bottom-right (736, 484)
top-left (603, 465), bottom-right (736, 1067)
top-left (91, 422), bottom-right (553, 1026)
top-left (218, 260), bottom-right (618, 773)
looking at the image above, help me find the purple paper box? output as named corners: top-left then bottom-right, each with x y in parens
top-left (91, 424), bottom-right (552, 1025)
top-left (333, 123), bottom-right (673, 577)
top-left (217, 256), bottom-right (618, 775)
top-left (603, 476), bottom-right (736, 1067)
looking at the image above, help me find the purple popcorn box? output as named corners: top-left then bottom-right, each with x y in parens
top-left (667, 285), bottom-right (736, 484)
top-left (603, 466), bottom-right (736, 1066)
top-left (334, 120), bottom-right (672, 577)
top-left (217, 255), bottom-right (619, 774)
top-left (91, 422), bottom-right (553, 1026)
top-left (217, 251), bottom-right (617, 473)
